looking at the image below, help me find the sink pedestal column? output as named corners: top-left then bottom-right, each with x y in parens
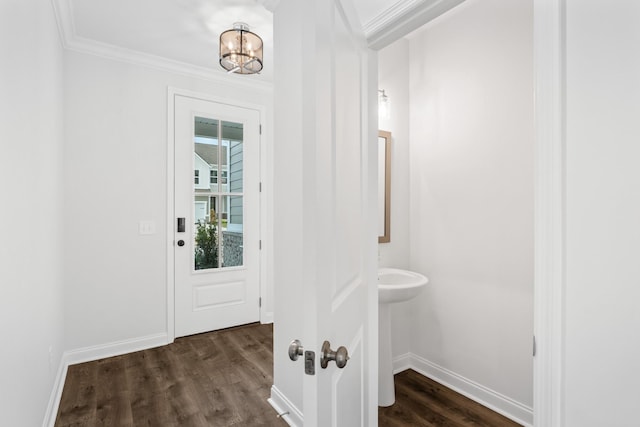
top-left (377, 268), bottom-right (428, 407)
top-left (378, 302), bottom-right (395, 407)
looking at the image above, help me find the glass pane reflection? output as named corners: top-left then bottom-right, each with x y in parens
top-left (193, 117), bottom-right (245, 270)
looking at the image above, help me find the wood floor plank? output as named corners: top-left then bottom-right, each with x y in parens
top-left (379, 370), bottom-right (523, 427)
top-left (126, 350), bottom-right (170, 426)
top-left (56, 362), bottom-right (98, 426)
top-left (94, 357), bottom-right (133, 426)
top-left (395, 371), bottom-right (478, 425)
top-left (168, 339), bottom-right (237, 426)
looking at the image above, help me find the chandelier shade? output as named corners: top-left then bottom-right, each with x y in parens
top-left (219, 22), bottom-right (263, 75)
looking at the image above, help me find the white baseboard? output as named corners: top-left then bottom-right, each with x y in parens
top-left (261, 311), bottom-right (274, 325)
top-left (392, 352), bottom-right (412, 374)
top-left (63, 333), bottom-right (168, 366)
top-left (42, 357), bottom-right (69, 427)
top-left (268, 385), bottom-right (303, 427)
top-left (394, 353), bottom-right (533, 427)
top-left (41, 332), bottom-right (169, 427)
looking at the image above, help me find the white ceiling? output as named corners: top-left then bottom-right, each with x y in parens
top-left (67, 0), bottom-right (275, 82)
top-left (55, 0), bottom-right (462, 84)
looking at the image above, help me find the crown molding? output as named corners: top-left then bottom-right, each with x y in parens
top-left (364, 0), bottom-right (466, 50)
top-left (64, 35), bottom-right (273, 92)
top-left (50, 0), bottom-right (75, 47)
top-left (50, 0), bottom-right (273, 93)
top-left (363, 0), bottom-right (422, 36)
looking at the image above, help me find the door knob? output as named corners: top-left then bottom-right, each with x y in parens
top-left (288, 339), bottom-right (304, 361)
top-left (320, 340), bottom-right (349, 369)
top-left (177, 240), bottom-right (185, 247)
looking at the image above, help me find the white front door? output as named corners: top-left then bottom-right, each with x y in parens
top-left (273, 0), bottom-right (377, 425)
top-left (174, 94), bottom-right (261, 338)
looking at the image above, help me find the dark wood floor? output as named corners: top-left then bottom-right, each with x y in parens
top-left (57, 323), bottom-right (522, 427)
top-left (379, 370), bottom-right (522, 427)
top-left (55, 323), bottom-right (286, 427)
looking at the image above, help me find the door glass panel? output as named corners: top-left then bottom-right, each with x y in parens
top-left (223, 195), bottom-right (244, 267)
top-left (223, 120), bottom-right (244, 193)
top-left (193, 117), bottom-right (244, 270)
top-left (194, 210), bottom-right (219, 269)
top-left (193, 116), bottom-right (220, 270)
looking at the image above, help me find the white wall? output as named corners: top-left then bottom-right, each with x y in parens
top-left (62, 51), bottom-right (273, 351)
top-left (564, 1), bottom-right (640, 425)
top-left (0, 0), bottom-right (65, 425)
top-left (378, 38), bottom-right (411, 272)
top-left (383, 0), bottom-right (534, 418)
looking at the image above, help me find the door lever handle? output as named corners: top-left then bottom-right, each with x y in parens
top-left (320, 340), bottom-right (349, 369)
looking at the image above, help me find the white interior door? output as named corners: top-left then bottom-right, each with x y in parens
top-left (272, 0), bottom-right (377, 425)
top-left (174, 95), bottom-right (261, 338)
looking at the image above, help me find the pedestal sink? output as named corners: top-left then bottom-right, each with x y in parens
top-left (378, 268), bottom-right (429, 407)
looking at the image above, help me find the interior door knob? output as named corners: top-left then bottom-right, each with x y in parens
top-left (288, 339), bottom-right (304, 361)
top-left (320, 340), bottom-right (349, 369)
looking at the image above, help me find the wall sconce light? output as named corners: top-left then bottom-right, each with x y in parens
top-left (378, 89), bottom-right (390, 120)
top-left (219, 22), bottom-right (263, 75)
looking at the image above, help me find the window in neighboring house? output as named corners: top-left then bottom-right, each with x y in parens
top-left (210, 170), bottom-right (218, 184)
top-left (194, 170), bottom-right (199, 184)
top-left (221, 170), bottom-right (228, 184)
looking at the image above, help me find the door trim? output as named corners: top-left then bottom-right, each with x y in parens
top-left (532, 1), bottom-right (565, 425)
top-left (166, 87), bottom-right (268, 343)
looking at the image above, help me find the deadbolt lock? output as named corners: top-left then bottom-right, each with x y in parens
top-left (288, 339), bottom-right (304, 361)
top-left (288, 340), bottom-right (315, 375)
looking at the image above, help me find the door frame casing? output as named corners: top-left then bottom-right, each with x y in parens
top-left (361, 1), bottom-right (564, 425)
top-left (166, 86), bottom-right (268, 343)
top-left (532, 1), bottom-right (565, 425)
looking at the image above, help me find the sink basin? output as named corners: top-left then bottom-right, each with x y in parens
top-left (378, 268), bottom-right (429, 304)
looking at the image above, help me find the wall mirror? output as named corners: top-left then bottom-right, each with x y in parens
top-left (378, 130), bottom-right (391, 243)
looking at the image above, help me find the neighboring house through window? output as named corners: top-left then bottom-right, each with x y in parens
top-left (194, 138), bottom-right (228, 224)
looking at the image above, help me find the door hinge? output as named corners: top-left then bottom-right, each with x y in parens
top-left (259, 182), bottom-right (262, 192)
top-left (533, 335), bottom-right (536, 357)
top-left (259, 297), bottom-right (262, 308)
top-left (259, 124), bottom-right (262, 135)
top-left (259, 240), bottom-right (262, 250)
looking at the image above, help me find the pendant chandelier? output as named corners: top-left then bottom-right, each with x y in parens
top-left (219, 22), bottom-right (263, 75)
